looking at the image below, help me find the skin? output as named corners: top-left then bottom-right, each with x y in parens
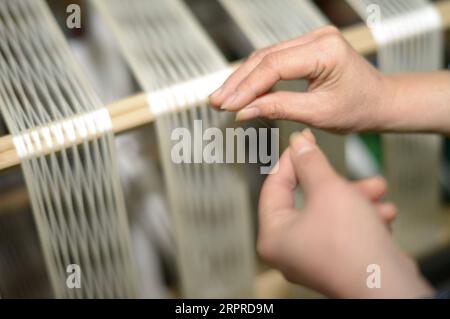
top-left (258, 129), bottom-right (433, 298)
top-left (208, 25), bottom-right (450, 298)
top-left (209, 26), bottom-right (450, 134)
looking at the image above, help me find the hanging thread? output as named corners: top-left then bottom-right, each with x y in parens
top-left (0, 0), bottom-right (137, 298)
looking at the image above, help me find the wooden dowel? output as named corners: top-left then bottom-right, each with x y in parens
top-left (0, 93), bottom-right (152, 171)
top-left (438, 0), bottom-right (450, 30)
top-left (0, 0), bottom-right (449, 171)
top-left (342, 0), bottom-right (450, 56)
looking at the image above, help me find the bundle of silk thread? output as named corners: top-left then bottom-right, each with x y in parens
top-left (0, 0), bottom-right (137, 298)
top-left (92, 0), bottom-right (255, 298)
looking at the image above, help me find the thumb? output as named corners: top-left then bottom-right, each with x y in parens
top-left (289, 129), bottom-right (340, 197)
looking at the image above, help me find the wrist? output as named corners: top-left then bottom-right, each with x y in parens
top-left (349, 254), bottom-right (434, 299)
top-left (366, 74), bottom-right (402, 133)
top-left (324, 249), bottom-right (434, 299)
top-left (369, 71), bottom-right (450, 134)
top-left (369, 257), bottom-right (434, 298)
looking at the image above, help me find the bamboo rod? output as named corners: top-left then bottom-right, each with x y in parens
top-left (342, 0), bottom-right (450, 56)
top-left (0, 93), bottom-right (152, 171)
top-left (0, 0), bottom-right (449, 171)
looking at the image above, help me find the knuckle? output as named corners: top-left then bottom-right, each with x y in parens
top-left (321, 25), bottom-right (340, 35)
top-left (261, 53), bottom-right (280, 70)
top-left (237, 80), bottom-right (256, 97)
top-left (328, 25), bottom-right (340, 34)
top-left (320, 33), bottom-right (347, 55)
top-left (372, 175), bottom-right (387, 188)
top-left (262, 102), bottom-right (287, 120)
top-left (308, 35), bottom-right (348, 76)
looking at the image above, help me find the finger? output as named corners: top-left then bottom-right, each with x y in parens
top-left (234, 91), bottom-right (320, 122)
top-left (289, 128), bottom-right (340, 199)
top-left (259, 149), bottom-right (297, 222)
top-left (375, 202), bottom-right (397, 224)
top-left (220, 41), bottom-right (323, 112)
top-left (209, 25), bottom-right (339, 107)
top-left (352, 176), bottom-right (387, 202)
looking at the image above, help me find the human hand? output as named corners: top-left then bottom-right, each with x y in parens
top-left (209, 26), bottom-right (394, 133)
top-left (257, 128), bottom-right (434, 298)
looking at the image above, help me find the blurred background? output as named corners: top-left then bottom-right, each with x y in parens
top-left (0, 0), bottom-right (450, 298)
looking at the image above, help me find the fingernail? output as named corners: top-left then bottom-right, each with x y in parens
top-left (221, 92), bottom-right (238, 110)
top-left (235, 107), bottom-right (260, 122)
top-left (301, 128), bottom-right (316, 144)
top-left (290, 130), bottom-right (315, 156)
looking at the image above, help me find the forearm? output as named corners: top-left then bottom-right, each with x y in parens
top-left (374, 71), bottom-right (450, 135)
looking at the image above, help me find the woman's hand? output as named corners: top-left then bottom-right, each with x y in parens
top-left (209, 26), bottom-right (450, 135)
top-left (257, 128), bottom-right (434, 298)
top-left (209, 26), bottom-right (392, 132)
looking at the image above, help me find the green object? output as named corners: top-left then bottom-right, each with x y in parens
top-left (359, 133), bottom-right (383, 168)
